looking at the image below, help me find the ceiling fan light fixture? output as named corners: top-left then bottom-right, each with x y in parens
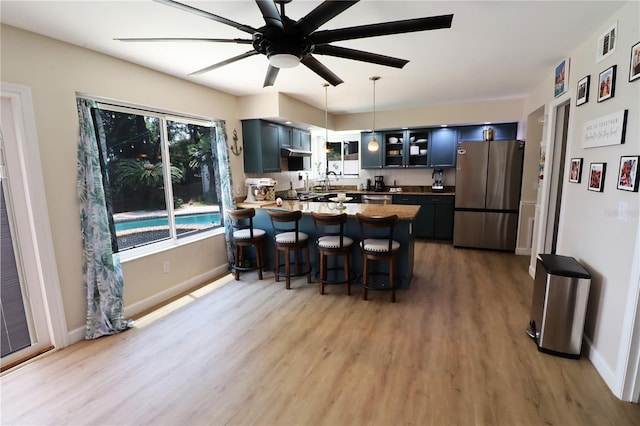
top-left (269, 53), bottom-right (300, 69)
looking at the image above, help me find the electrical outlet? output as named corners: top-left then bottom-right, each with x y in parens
top-left (162, 261), bottom-right (170, 273)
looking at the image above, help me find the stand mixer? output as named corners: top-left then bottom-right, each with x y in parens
top-left (244, 178), bottom-right (277, 203)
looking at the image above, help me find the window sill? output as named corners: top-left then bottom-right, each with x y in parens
top-left (119, 226), bottom-right (225, 263)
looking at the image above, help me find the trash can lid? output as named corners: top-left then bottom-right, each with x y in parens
top-left (538, 254), bottom-right (591, 279)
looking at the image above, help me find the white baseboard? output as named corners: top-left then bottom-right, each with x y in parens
top-left (529, 265), bottom-right (536, 278)
top-left (583, 334), bottom-right (618, 397)
top-left (67, 264), bottom-right (230, 345)
top-left (516, 248), bottom-right (531, 256)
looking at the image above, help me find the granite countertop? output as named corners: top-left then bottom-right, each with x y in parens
top-left (282, 185), bottom-right (455, 197)
top-left (237, 200), bottom-right (420, 221)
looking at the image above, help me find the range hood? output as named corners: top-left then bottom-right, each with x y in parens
top-left (281, 147), bottom-right (312, 157)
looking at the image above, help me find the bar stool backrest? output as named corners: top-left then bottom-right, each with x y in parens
top-left (268, 210), bottom-right (303, 244)
top-left (311, 212), bottom-right (349, 249)
top-left (227, 208), bottom-right (258, 239)
top-left (356, 213), bottom-right (399, 253)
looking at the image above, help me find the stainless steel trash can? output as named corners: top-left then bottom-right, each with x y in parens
top-left (527, 254), bottom-right (591, 358)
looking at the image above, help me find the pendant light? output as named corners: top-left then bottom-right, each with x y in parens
top-left (323, 83), bottom-right (330, 153)
top-left (368, 76), bottom-right (380, 152)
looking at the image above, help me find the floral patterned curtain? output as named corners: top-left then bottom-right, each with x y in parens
top-left (76, 98), bottom-right (131, 339)
top-left (212, 120), bottom-right (236, 265)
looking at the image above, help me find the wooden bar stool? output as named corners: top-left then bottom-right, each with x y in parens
top-left (226, 208), bottom-right (266, 280)
top-left (268, 210), bottom-right (312, 289)
top-left (311, 212), bottom-right (353, 295)
top-left (356, 213), bottom-right (400, 303)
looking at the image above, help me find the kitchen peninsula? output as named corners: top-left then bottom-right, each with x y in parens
top-left (236, 200), bottom-right (420, 289)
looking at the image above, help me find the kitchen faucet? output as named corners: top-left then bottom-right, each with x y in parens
top-left (325, 170), bottom-right (338, 191)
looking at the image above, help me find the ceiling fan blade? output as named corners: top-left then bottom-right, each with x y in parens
top-left (153, 0), bottom-right (257, 35)
top-left (189, 50), bottom-right (258, 76)
top-left (115, 37), bottom-right (253, 44)
top-left (313, 45), bottom-right (408, 68)
top-left (256, 0), bottom-right (284, 30)
top-left (295, 1), bottom-right (359, 36)
top-left (300, 55), bottom-right (344, 86)
top-left (263, 65), bottom-right (280, 87)
top-left (312, 14), bottom-right (454, 44)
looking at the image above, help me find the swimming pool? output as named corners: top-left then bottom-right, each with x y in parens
top-left (115, 212), bottom-right (221, 232)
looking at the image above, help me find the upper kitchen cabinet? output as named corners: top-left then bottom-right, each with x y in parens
top-left (291, 128), bottom-right (312, 170)
top-left (360, 131), bottom-right (383, 169)
top-left (383, 130), bottom-right (405, 167)
top-left (241, 119), bottom-right (282, 173)
top-left (383, 129), bottom-right (429, 168)
top-left (407, 129), bottom-right (429, 167)
top-left (428, 127), bottom-right (458, 168)
top-left (458, 123), bottom-right (518, 141)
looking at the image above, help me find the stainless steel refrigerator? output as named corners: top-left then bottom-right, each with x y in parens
top-left (453, 140), bottom-right (524, 251)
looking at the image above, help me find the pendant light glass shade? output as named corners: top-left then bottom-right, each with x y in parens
top-left (368, 76), bottom-right (380, 152)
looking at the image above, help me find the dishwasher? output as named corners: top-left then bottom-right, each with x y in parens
top-left (362, 194), bottom-right (393, 204)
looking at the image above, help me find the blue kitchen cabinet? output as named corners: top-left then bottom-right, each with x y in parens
top-left (360, 131), bottom-right (384, 169)
top-left (394, 194), bottom-right (454, 240)
top-left (458, 123), bottom-right (518, 141)
top-left (428, 127), bottom-right (458, 168)
top-left (242, 119), bottom-right (282, 173)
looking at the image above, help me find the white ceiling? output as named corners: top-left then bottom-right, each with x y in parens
top-left (0, 1), bottom-right (625, 115)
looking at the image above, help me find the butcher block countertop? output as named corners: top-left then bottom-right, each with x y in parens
top-left (237, 200), bottom-right (420, 221)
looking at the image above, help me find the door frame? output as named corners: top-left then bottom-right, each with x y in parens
top-left (1, 83), bottom-right (68, 371)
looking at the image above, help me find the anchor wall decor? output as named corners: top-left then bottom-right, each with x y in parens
top-left (230, 129), bottom-right (242, 156)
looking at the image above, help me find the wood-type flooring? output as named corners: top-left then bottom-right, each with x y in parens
top-left (1, 241), bottom-right (639, 425)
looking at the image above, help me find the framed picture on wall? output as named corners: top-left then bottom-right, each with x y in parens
top-left (597, 65), bottom-right (616, 102)
top-left (630, 41), bottom-right (640, 82)
top-left (576, 75), bottom-right (590, 106)
top-left (569, 158), bottom-right (583, 183)
top-left (617, 156), bottom-right (639, 192)
top-left (554, 58), bottom-right (569, 97)
top-left (588, 163), bottom-right (606, 192)
top-left (597, 21), bottom-right (617, 63)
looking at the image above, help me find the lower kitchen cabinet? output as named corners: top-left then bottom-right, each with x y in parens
top-left (394, 194), bottom-right (454, 240)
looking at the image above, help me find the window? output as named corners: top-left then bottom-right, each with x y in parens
top-left (326, 140), bottom-right (359, 176)
top-left (91, 104), bottom-right (221, 253)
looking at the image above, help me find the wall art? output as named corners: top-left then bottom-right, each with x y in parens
top-left (630, 41), bottom-right (640, 82)
top-left (554, 58), bottom-right (569, 97)
top-left (588, 163), bottom-right (606, 192)
top-left (597, 21), bottom-right (617, 63)
top-left (569, 158), bottom-right (583, 183)
top-left (597, 65), bottom-right (616, 102)
top-left (583, 109), bottom-right (627, 148)
top-left (617, 155), bottom-right (639, 192)
top-left (576, 75), bottom-right (590, 106)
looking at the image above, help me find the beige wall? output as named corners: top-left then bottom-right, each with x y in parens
top-left (524, 1), bottom-right (639, 395)
top-left (1, 25), bottom-right (237, 337)
top-left (3, 2), bottom-right (639, 398)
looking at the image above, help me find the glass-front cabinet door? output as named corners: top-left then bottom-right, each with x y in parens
top-left (407, 129), bottom-right (429, 167)
top-left (383, 130), bottom-right (405, 167)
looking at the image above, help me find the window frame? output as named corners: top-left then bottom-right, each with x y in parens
top-left (85, 97), bottom-right (224, 262)
top-left (326, 139), bottom-right (360, 178)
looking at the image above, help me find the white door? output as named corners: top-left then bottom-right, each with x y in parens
top-left (1, 84), bottom-right (66, 371)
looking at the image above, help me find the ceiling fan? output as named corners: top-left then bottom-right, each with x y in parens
top-left (116, 0), bottom-right (453, 87)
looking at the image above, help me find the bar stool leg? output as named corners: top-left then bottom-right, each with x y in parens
top-left (362, 256), bottom-right (369, 301)
top-left (234, 245), bottom-right (241, 281)
top-left (390, 257), bottom-right (395, 303)
top-left (256, 242), bottom-right (263, 280)
top-left (305, 247), bottom-right (312, 283)
top-left (319, 252), bottom-right (326, 295)
top-left (274, 247), bottom-right (280, 283)
top-left (344, 252), bottom-right (351, 296)
top-left (285, 247), bottom-right (291, 290)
